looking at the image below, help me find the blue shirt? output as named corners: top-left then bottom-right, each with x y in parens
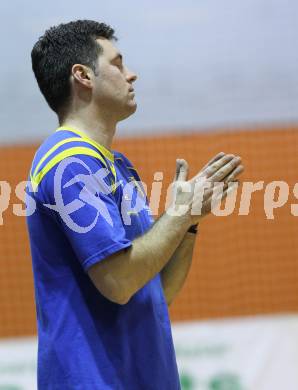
top-left (26, 127), bottom-right (180, 390)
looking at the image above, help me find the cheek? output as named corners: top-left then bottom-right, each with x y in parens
top-left (100, 68), bottom-right (126, 95)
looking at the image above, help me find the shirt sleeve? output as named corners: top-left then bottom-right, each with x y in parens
top-left (42, 154), bottom-right (132, 272)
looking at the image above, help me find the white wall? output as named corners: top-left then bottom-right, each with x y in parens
top-left (2, 315), bottom-right (298, 390)
top-left (1, 0), bottom-right (298, 144)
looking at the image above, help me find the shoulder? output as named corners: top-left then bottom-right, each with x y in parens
top-left (113, 151), bottom-right (133, 166)
top-left (30, 130), bottom-right (114, 196)
top-left (113, 151), bottom-right (140, 179)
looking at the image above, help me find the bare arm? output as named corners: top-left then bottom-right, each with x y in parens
top-left (161, 230), bottom-right (196, 306)
top-left (88, 153), bottom-right (243, 305)
top-left (88, 211), bottom-right (190, 304)
top-left (160, 155), bottom-right (244, 306)
top-left (160, 159), bottom-right (198, 306)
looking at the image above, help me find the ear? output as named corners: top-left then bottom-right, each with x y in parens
top-left (71, 64), bottom-right (93, 89)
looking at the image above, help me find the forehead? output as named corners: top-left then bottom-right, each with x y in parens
top-left (96, 38), bottom-right (119, 60)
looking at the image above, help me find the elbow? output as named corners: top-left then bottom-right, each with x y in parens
top-left (108, 288), bottom-right (131, 305)
top-left (88, 262), bottom-right (132, 305)
top-left (94, 279), bottom-right (132, 305)
top-left (113, 294), bottom-right (131, 305)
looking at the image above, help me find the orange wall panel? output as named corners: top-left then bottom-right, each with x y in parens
top-left (1, 126), bottom-right (298, 336)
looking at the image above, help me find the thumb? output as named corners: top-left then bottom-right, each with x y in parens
top-left (175, 159), bottom-right (189, 181)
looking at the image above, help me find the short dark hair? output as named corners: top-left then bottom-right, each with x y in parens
top-left (31, 20), bottom-right (117, 116)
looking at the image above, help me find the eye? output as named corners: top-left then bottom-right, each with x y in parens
top-left (112, 60), bottom-right (123, 70)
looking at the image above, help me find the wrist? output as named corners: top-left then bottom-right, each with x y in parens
top-left (165, 206), bottom-right (192, 228)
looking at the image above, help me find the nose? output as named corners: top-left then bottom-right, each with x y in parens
top-left (126, 68), bottom-right (138, 83)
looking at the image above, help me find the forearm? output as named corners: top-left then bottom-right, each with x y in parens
top-left (89, 212), bottom-right (191, 304)
top-left (89, 152), bottom-right (243, 305)
top-left (161, 231), bottom-right (196, 306)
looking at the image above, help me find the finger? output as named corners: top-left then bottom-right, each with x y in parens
top-left (214, 181), bottom-right (239, 202)
top-left (202, 154), bottom-right (235, 179)
top-left (204, 180), bottom-right (239, 207)
top-left (222, 165), bottom-right (244, 183)
top-left (209, 156), bottom-right (242, 182)
top-left (175, 159), bottom-right (189, 181)
top-left (223, 179), bottom-right (240, 192)
top-left (198, 180), bottom-right (229, 200)
top-left (203, 182), bottom-right (225, 199)
top-left (191, 154), bottom-right (232, 184)
top-left (200, 152), bottom-right (226, 171)
top-left (174, 159), bottom-right (180, 181)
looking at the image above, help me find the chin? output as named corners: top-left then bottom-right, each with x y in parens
top-left (129, 101), bottom-right (137, 114)
top-left (120, 102), bottom-right (137, 120)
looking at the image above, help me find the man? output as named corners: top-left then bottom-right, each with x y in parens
top-left (27, 20), bottom-right (243, 389)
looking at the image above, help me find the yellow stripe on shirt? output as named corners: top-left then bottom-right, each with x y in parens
top-left (31, 147), bottom-right (115, 192)
top-left (56, 126), bottom-right (114, 162)
top-left (55, 126), bottom-right (117, 191)
top-left (30, 137), bottom-right (109, 181)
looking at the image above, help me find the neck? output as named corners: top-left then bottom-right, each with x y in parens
top-left (60, 106), bottom-right (117, 150)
